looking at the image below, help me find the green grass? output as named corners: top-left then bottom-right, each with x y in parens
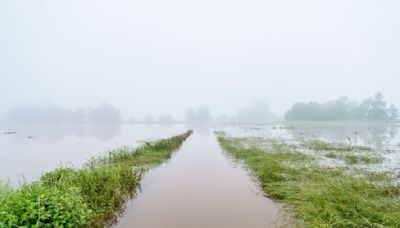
top-left (343, 154), bottom-right (384, 165)
top-left (325, 152), bottom-right (383, 165)
top-left (304, 140), bottom-right (372, 152)
top-left (0, 130), bottom-right (192, 227)
top-left (217, 135), bottom-right (400, 228)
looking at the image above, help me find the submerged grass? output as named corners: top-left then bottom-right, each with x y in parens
top-left (0, 130), bottom-right (192, 227)
top-left (343, 154), bottom-right (384, 165)
top-left (304, 140), bottom-right (372, 152)
top-left (325, 152), bottom-right (383, 165)
top-left (217, 134), bottom-right (400, 227)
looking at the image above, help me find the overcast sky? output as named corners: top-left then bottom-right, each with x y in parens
top-left (1, 0), bottom-right (399, 119)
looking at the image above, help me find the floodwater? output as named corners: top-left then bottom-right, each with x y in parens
top-left (114, 128), bottom-right (282, 228)
top-left (216, 122), bottom-right (400, 148)
top-left (4, 121), bottom-right (397, 183)
top-left (0, 123), bottom-right (187, 183)
top-left (216, 122), bottom-right (400, 174)
top-left (6, 121), bottom-right (397, 227)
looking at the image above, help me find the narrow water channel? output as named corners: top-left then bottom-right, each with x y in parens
top-left (114, 128), bottom-right (282, 228)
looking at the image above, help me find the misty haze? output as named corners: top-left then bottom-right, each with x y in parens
top-left (1, 0), bottom-right (399, 227)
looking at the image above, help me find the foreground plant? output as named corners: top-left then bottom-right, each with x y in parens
top-left (0, 130), bottom-right (192, 227)
top-left (217, 134), bottom-right (400, 227)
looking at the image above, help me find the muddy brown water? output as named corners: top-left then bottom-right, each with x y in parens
top-left (114, 128), bottom-right (282, 228)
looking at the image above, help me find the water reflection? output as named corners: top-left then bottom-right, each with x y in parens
top-left (0, 123), bottom-right (187, 182)
top-left (114, 130), bottom-right (282, 228)
top-left (282, 122), bottom-right (400, 148)
top-left (89, 124), bottom-right (121, 141)
top-left (217, 122), bottom-right (400, 149)
top-left (185, 124), bottom-right (211, 137)
top-left (1, 123), bottom-right (121, 143)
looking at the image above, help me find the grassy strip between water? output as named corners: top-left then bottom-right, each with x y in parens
top-left (0, 130), bottom-right (192, 228)
top-left (217, 134), bottom-right (400, 228)
top-left (304, 140), bottom-right (372, 152)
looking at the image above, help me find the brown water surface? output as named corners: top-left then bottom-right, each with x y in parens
top-left (114, 128), bottom-right (282, 228)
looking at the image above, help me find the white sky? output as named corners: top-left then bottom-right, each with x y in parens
top-left (1, 0), bottom-right (399, 119)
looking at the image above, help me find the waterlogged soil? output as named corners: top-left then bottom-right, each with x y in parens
top-left (114, 129), bottom-right (282, 228)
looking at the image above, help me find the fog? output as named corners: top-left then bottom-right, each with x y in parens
top-left (1, 0), bottom-right (399, 121)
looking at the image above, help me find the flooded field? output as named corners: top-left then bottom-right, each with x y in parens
top-left (1, 122), bottom-right (399, 227)
top-left (217, 122), bottom-right (400, 146)
top-left (114, 128), bottom-right (282, 228)
top-left (3, 0), bottom-right (399, 226)
top-left (0, 123), bottom-right (187, 182)
top-left (215, 122), bottom-right (400, 227)
top-left (216, 122), bottom-right (400, 176)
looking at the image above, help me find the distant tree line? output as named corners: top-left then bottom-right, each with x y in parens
top-left (186, 106), bottom-right (213, 123)
top-left (6, 103), bottom-right (121, 124)
top-left (285, 93), bottom-right (399, 122)
top-left (216, 100), bottom-right (277, 124)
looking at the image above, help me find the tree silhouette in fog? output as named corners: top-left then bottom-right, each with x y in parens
top-left (6, 104), bottom-right (86, 123)
top-left (88, 103), bottom-right (121, 123)
top-left (285, 93), bottom-right (399, 122)
top-left (185, 106), bottom-right (212, 123)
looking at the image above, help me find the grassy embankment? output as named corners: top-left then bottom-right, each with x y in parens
top-left (0, 130), bottom-right (192, 227)
top-left (217, 134), bottom-right (400, 227)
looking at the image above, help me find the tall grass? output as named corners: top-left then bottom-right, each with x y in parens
top-left (218, 135), bottom-right (400, 227)
top-left (0, 130), bottom-right (192, 227)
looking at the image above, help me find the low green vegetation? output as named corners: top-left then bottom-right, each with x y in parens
top-left (0, 130), bottom-right (192, 227)
top-left (343, 154), bottom-right (384, 165)
top-left (325, 152), bottom-right (383, 165)
top-left (303, 140), bottom-right (383, 165)
top-left (304, 140), bottom-right (372, 152)
top-left (217, 134), bottom-right (400, 227)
